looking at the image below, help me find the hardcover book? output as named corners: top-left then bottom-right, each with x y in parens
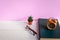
top-left (38, 18), bottom-right (60, 38)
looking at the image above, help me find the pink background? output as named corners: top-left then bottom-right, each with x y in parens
top-left (0, 0), bottom-right (60, 20)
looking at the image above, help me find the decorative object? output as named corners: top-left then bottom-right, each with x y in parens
top-left (28, 16), bottom-right (33, 25)
top-left (47, 17), bottom-right (57, 30)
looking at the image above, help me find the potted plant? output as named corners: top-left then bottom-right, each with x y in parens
top-left (28, 16), bottom-right (33, 25)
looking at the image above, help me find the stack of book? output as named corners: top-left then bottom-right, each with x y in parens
top-left (38, 18), bottom-right (60, 39)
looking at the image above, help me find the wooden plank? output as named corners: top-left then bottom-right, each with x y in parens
top-left (40, 38), bottom-right (60, 40)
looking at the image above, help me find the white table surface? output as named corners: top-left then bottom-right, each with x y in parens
top-left (0, 21), bottom-right (38, 40)
top-left (0, 19), bottom-right (60, 40)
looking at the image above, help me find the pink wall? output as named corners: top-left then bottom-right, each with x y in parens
top-left (0, 0), bottom-right (60, 20)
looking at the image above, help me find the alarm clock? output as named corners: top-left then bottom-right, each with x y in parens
top-left (47, 17), bottom-right (57, 30)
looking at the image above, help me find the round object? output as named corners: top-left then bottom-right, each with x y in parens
top-left (47, 17), bottom-right (57, 30)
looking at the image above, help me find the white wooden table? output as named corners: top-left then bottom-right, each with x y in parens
top-left (0, 21), bottom-right (38, 40)
top-left (0, 20), bottom-right (60, 40)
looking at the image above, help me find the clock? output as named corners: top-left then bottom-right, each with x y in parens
top-left (47, 17), bottom-right (57, 30)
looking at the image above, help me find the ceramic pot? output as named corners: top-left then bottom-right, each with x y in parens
top-left (28, 21), bottom-right (33, 25)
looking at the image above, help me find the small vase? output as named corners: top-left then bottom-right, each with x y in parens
top-left (28, 21), bottom-right (33, 25)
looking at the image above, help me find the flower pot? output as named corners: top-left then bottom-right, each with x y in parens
top-left (28, 16), bottom-right (33, 25)
top-left (28, 21), bottom-right (33, 25)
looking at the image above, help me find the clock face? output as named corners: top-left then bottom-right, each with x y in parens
top-left (47, 17), bottom-right (57, 30)
top-left (48, 23), bottom-right (55, 29)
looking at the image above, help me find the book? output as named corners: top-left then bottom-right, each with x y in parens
top-left (38, 18), bottom-right (60, 38)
